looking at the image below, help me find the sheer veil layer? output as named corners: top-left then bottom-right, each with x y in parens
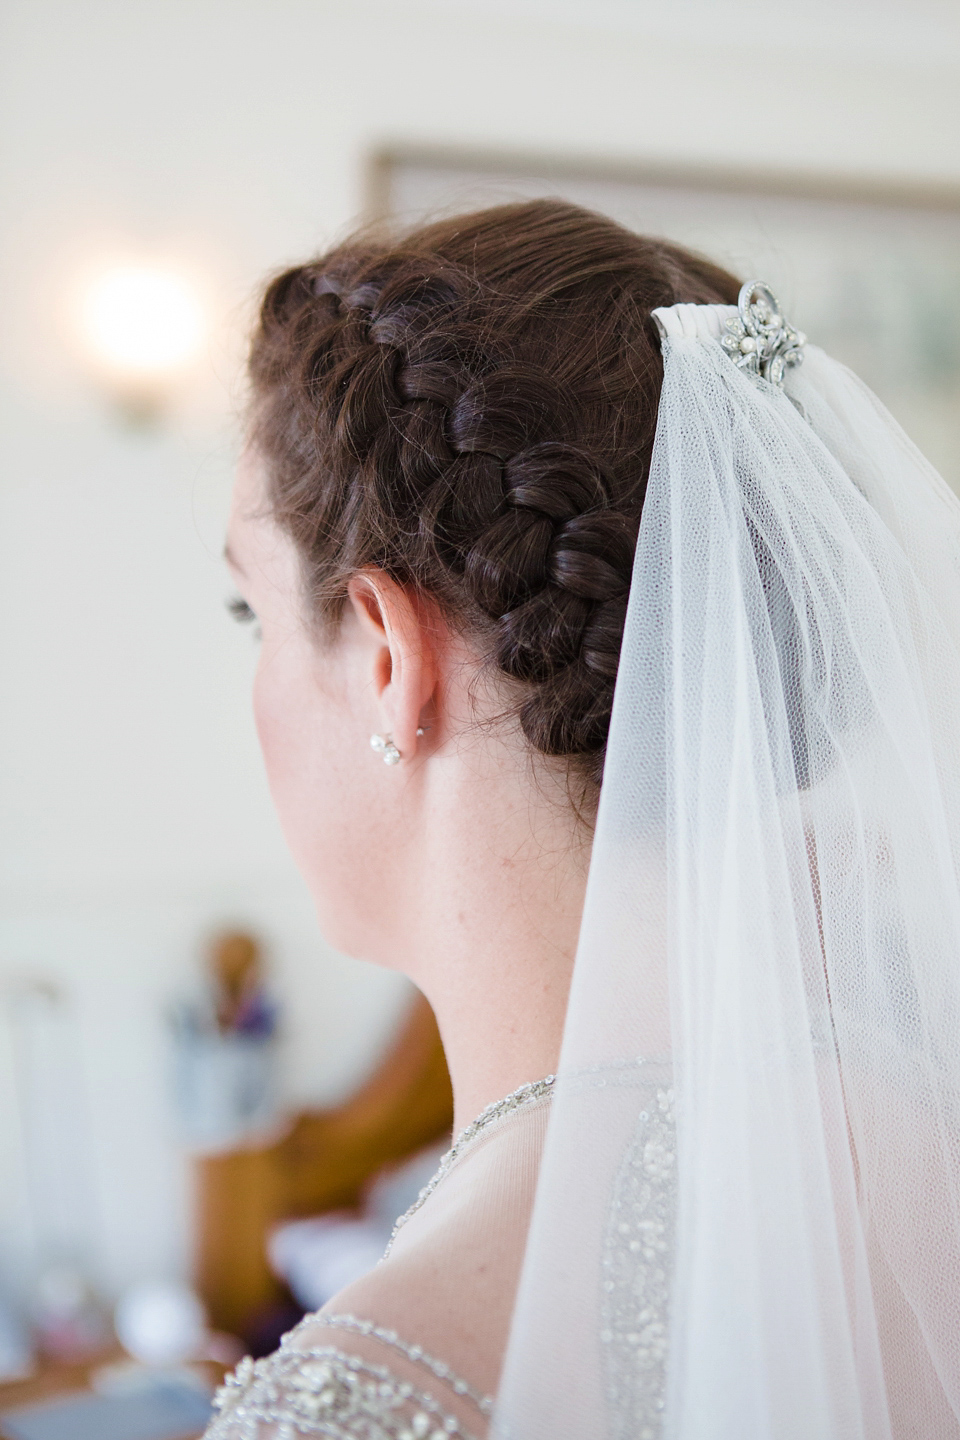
top-left (496, 298), bottom-right (960, 1439)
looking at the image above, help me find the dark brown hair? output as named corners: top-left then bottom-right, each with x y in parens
top-left (249, 199), bottom-right (739, 793)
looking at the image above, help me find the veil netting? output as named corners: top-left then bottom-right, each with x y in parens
top-left (494, 289), bottom-right (960, 1439)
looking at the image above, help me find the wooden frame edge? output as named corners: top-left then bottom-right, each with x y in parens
top-left (364, 142), bottom-right (960, 224)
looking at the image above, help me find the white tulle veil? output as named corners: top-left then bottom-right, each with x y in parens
top-left (494, 287), bottom-right (960, 1438)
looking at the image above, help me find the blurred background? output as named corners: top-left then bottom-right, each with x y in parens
top-left (0, 0), bottom-right (958, 1412)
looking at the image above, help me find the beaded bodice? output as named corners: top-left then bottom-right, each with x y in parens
top-left (204, 1078), bottom-right (555, 1439)
top-left (206, 1326), bottom-right (484, 1440)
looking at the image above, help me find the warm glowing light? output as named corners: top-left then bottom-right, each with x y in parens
top-left (81, 266), bottom-right (205, 379)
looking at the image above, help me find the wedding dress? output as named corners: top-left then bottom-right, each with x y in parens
top-left (210, 284), bottom-right (960, 1439)
top-left (206, 1078), bottom-right (554, 1439)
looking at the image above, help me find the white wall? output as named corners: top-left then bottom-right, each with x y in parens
top-left (1, 0), bottom-right (958, 1307)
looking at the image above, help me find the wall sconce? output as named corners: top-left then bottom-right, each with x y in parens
top-left (79, 265), bottom-right (206, 426)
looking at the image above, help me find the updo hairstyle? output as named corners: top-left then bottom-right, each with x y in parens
top-left (249, 200), bottom-right (739, 794)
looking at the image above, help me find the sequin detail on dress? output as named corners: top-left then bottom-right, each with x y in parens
top-left (600, 1070), bottom-right (677, 1440)
top-left (314, 1316), bottom-right (492, 1418)
top-left (206, 1345), bottom-right (478, 1440)
top-left (383, 1075), bottom-right (555, 1258)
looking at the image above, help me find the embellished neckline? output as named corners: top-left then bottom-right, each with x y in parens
top-left (383, 1073), bottom-right (555, 1258)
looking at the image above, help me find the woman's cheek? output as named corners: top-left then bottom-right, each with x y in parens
top-left (250, 644), bottom-right (372, 951)
top-left (252, 646), bottom-right (321, 856)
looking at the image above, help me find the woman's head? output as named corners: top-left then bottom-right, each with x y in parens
top-left (229, 200), bottom-right (738, 961)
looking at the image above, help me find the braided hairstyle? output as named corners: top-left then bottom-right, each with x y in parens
top-left (249, 199), bottom-right (740, 796)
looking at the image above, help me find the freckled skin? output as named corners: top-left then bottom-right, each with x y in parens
top-left (226, 450), bottom-right (590, 1132)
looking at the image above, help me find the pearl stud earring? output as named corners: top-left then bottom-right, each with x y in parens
top-left (370, 733), bottom-right (401, 766)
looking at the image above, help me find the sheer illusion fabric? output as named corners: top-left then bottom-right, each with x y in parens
top-left (496, 305), bottom-right (960, 1439)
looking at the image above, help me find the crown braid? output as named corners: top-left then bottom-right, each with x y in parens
top-left (250, 200), bottom-right (740, 794)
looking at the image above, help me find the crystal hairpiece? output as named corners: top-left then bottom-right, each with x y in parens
top-left (720, 280), bottom-right (806, 388)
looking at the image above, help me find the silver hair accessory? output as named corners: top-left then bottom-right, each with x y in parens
top-left (370, 733), bottom-right (401, 766)
top-left (720, 280), bottom-right (806, 388)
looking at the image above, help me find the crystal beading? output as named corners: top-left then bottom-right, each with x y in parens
top-left (382, 1075), bottom-right (555, 1259)
top-left (309, 1314), bottom-right (493, 1417)
top-left (720, 280), bottom-right (806, 388)
top-left (207, 1344), bottom-right (477, 1439)
top-left (600, 1069), bottom-right (677, 1440)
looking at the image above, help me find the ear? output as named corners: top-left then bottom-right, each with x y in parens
top-left (346, 571), bottom-right (438, 761)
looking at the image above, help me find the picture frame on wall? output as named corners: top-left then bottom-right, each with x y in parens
top-left (368, 146), bottom-right (960, 492)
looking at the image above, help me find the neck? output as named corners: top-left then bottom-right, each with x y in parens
top-left (421, 941), bottom-right (574, 1137)
top-left (402, 748), bottom-right (590, 1134)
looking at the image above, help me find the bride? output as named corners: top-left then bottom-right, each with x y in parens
top-left (208, 200), bottom-right (960, 1439)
